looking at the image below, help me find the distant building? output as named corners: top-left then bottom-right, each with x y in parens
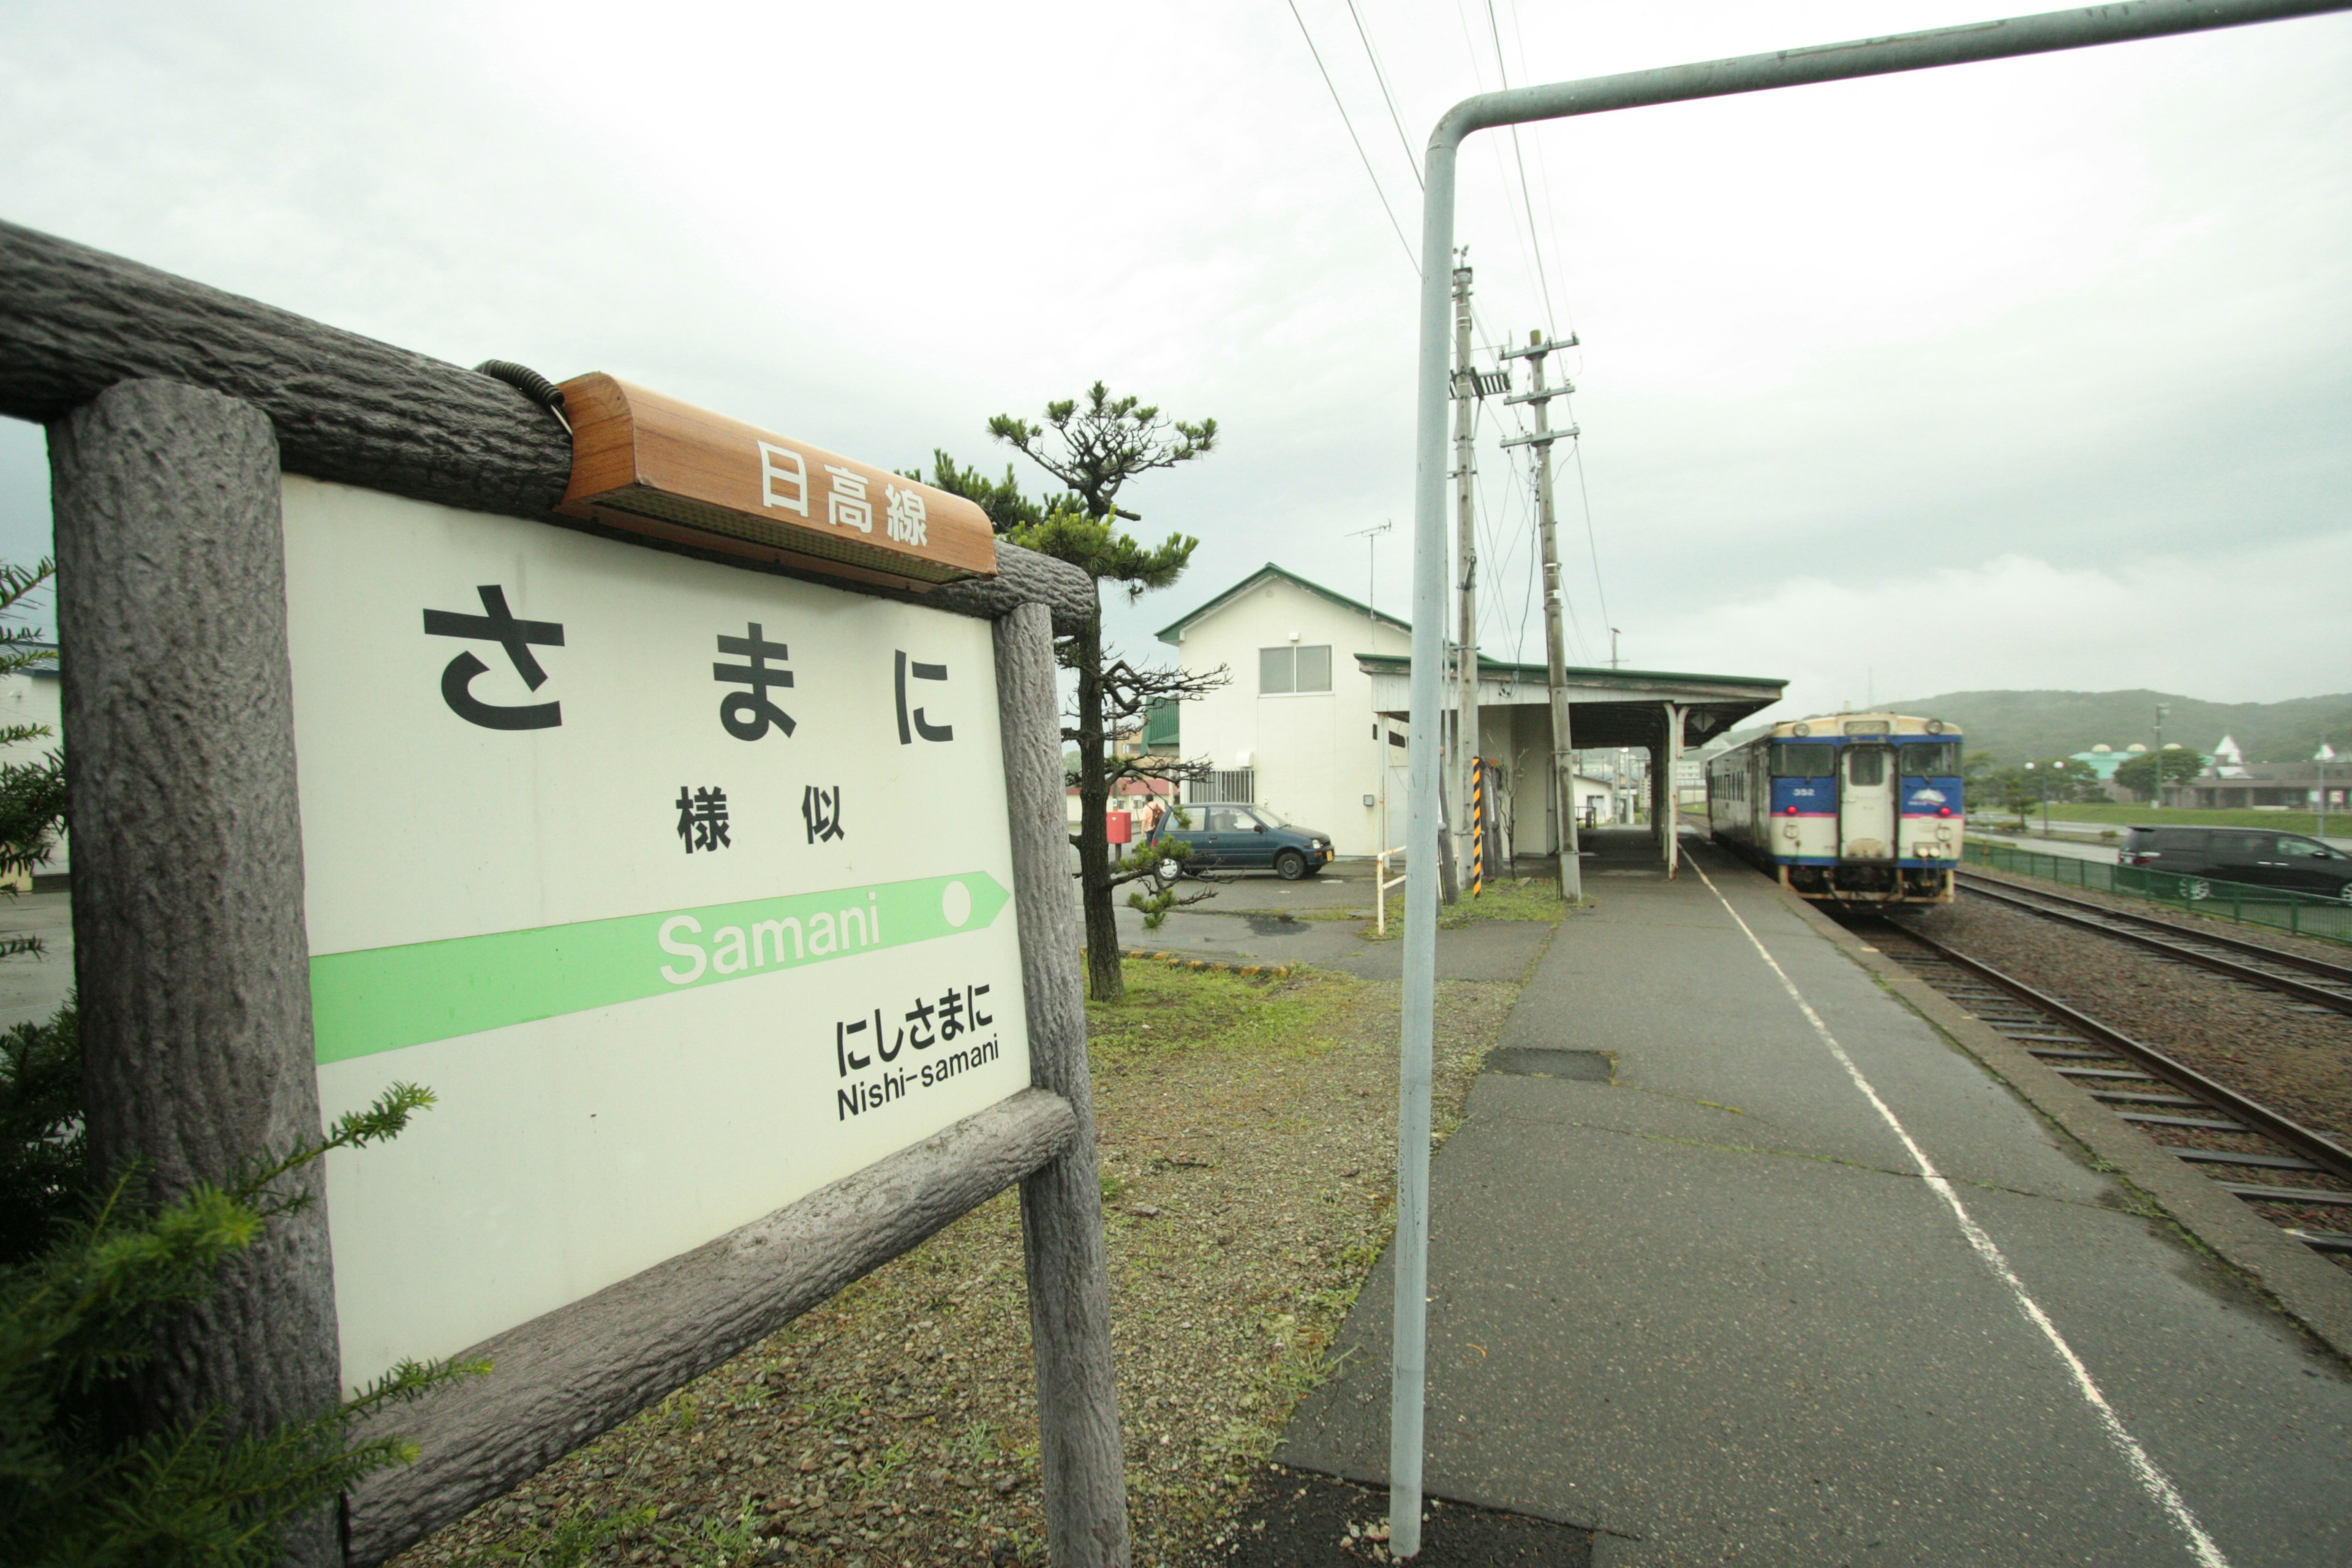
top-left (2169, 757), bottom-right (2346, 810)
top-left (2072, 741), bottom-right (2212, 803)
top-left (1153, 562), bottom-right (1784, 862)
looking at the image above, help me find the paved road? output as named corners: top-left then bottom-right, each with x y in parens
top-left (1973, 821), bottom-right (2352, 860)
top-left (1110, 895), bottom-right (1553, 982)
top-left (0, 888), bottom-right (72, 1031)
top-left (1967, 827), bottom-right (2122, 865)
top-left (1279, 828), bottom-right (2352, 1566)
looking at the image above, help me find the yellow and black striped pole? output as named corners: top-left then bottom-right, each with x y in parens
top-left (1470, 758), bottom-right (1487, 896)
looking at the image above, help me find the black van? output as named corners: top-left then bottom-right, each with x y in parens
top-left (2122, 826), bottom-right (2352, 902)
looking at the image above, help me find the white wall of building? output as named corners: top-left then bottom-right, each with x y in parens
top-left (1164, 573), bottom-right (1611, 861)
top-left (1164, 574), bottom-right (1411, 856)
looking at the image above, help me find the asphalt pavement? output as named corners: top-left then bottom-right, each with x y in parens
top-left (0, 888), bottom-right (72, 1031)
top-left (1276, 828), bottom-right (2352, 1567)
top-left (1110, 864), bottom-right (1556, 982)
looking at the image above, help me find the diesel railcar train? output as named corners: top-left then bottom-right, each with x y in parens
top-left (1707, 712), bottom-right (1964, 903)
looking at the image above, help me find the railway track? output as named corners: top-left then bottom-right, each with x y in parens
top-left (1862, 919), bottom-right (2352, 1261)
top-left (1954, 870), bottom-right (2352, 1017)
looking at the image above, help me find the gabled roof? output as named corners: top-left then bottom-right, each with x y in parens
top-left (1352, 652), bottom-right (1785, 690)
top-left (1156, 562), bottom-right (1409, 645)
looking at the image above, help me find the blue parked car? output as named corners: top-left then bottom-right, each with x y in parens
top-left (1148, 804), bottom-right (1334, 882)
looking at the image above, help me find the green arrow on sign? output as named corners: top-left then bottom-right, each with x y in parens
top-left (310, 872), bottom-right (1013, 1064)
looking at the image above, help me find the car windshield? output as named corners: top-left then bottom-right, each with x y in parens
top-left (1250, 807), bottom-right (1289, 829)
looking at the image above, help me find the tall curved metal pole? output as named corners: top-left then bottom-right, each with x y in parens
top-left (1390, 0), bottom-right (2351, 1555)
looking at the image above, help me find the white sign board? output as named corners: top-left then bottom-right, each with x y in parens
top-left (282, 477), bottom-right (1032, 1387)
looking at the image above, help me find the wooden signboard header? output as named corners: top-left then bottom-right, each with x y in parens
top-left (558, 374), bottom-right (997, 592)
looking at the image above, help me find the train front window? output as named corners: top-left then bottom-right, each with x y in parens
top-left (1770, 743), bottom-right (1836, 777)
top-left (1845, 748), bottom-right (1887, 787)
top-left (1900, 741), bottom-right (1961, 775)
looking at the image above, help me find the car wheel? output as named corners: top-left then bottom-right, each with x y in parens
top-left (1152, 859), bottom-right (1182, 889)
top-left (2185, 878), bottom-right (2212, 902)
top-left (1274, 849), bottom-right (1308, 881)
top-left (2339, 882), bottom-right (2352, 907)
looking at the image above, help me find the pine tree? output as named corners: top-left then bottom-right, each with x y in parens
top-left (921, 389), bottom-right (1223, 1000)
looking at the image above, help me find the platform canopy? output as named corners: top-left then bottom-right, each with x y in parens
top-left (1355, 654), bottom-right (1784, 750)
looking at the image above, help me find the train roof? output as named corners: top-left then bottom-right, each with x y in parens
top-left (1765, 712), bottom-right (1959, 741)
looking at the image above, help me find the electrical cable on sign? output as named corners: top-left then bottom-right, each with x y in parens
top-left (475, 360), bottom-right (573, 437)
top-left (1286, 0), bottom-right (1420, 276)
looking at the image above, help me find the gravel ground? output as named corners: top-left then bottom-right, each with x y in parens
top-left (388, 959), bottom-right (1526, 1568)
top-left (1901, 895), bottom-right (2352, 1143)
top-left (1962, 864), bottom-right (2352, 971)
top-left (1886, 891), bottom-right (2352, 1266)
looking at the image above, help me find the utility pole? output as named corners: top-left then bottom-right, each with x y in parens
top-left (1609, 627), bottom-right (1621, 669)
top-left (1447, 259), bottom-right (1507, 900)
top-left (1501, 328), bottom-right (1582, 901)
top-left (2154, 702), bottom-right (2169, 806)
top-left (1447, 260), bottom-right (1476, 905)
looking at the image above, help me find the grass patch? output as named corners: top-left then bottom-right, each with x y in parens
top-left (1367, 873), bottom-right (1569, 937)
top-left (1085, 960), bottom-right (1348, 1071)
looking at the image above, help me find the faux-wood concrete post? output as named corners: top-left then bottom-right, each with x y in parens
top-left (994, 600), bottom-right (1129, 1567)
top-left (50, 380), bottom-right (341, 1567)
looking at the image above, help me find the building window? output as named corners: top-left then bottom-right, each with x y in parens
top-left (1259, 644), bottom-right (1332, 695)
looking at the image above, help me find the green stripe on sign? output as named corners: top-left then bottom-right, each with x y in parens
top-left (309, 872), bottom-right (1012, 1064)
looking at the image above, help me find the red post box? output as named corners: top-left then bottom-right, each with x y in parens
top-left (1105, 810), bottom-right (1133, 845)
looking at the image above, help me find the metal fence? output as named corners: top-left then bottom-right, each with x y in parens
top-left (1186, 768), bottom-right (1254, 805)
top-left (1964, 839), bottom-right (2352, 944)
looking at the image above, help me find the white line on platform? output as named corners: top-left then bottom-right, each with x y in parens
top-left (1689, 858), bottom-right (2231, 1568)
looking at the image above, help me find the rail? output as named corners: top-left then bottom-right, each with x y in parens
top-left (1962, 838), bottom-right (2352, 945)
top-left (1957, 873), bottom-right (2352, 1015)
top-left (1886, 923), bottom-right (2352, 1245)
top-left (1374, 845), bottom-right (1408, 937)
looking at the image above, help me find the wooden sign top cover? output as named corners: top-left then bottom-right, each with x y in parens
top-left (557, 374), bottom-right (997, 590)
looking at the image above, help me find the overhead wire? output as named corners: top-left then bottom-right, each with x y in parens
top-left (1343, 0), bottom-right (1423, 189)
top-left (1285, 0), bottom-right (1420, 277)
top-left (1482, 0), bottom-right (1559, 336)
top-left (1503, 0), bottom-right (1581, 345)
top-left (1478, 0), bottom-right (1611, 655)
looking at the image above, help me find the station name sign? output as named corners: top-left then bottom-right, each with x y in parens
top-left (557, 373), bottom-right (998, 592)
top-left (285, 477), bottom-right (1031, 1389)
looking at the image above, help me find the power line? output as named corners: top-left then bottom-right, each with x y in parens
top-left (1343, 0), bottom-right (1423, 189)
top-left (1504, 0), bottom-right (1581, 342)
top-left (1483, 0), bottom-right (1558, 334)
top-left (1569, 437), bottom-right (1612, 635)
top-left (1286, 0), bottom-right (1420, 276)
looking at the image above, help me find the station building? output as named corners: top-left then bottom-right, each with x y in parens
top-left (1153, 564), bottom-right (1785, 867)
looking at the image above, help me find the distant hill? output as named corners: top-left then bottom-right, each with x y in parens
top-left (1880, 689), bottom-right (2352, 765)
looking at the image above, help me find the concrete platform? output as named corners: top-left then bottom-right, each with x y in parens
top-left (1278, 828), bottom-right (2352, 1567)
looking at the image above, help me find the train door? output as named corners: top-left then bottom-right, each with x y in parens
top-left (1840, 745), bottom-right (1895, 859)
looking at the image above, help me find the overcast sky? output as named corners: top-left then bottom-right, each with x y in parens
top-left (2, 0), bottom-right (2346, 722)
